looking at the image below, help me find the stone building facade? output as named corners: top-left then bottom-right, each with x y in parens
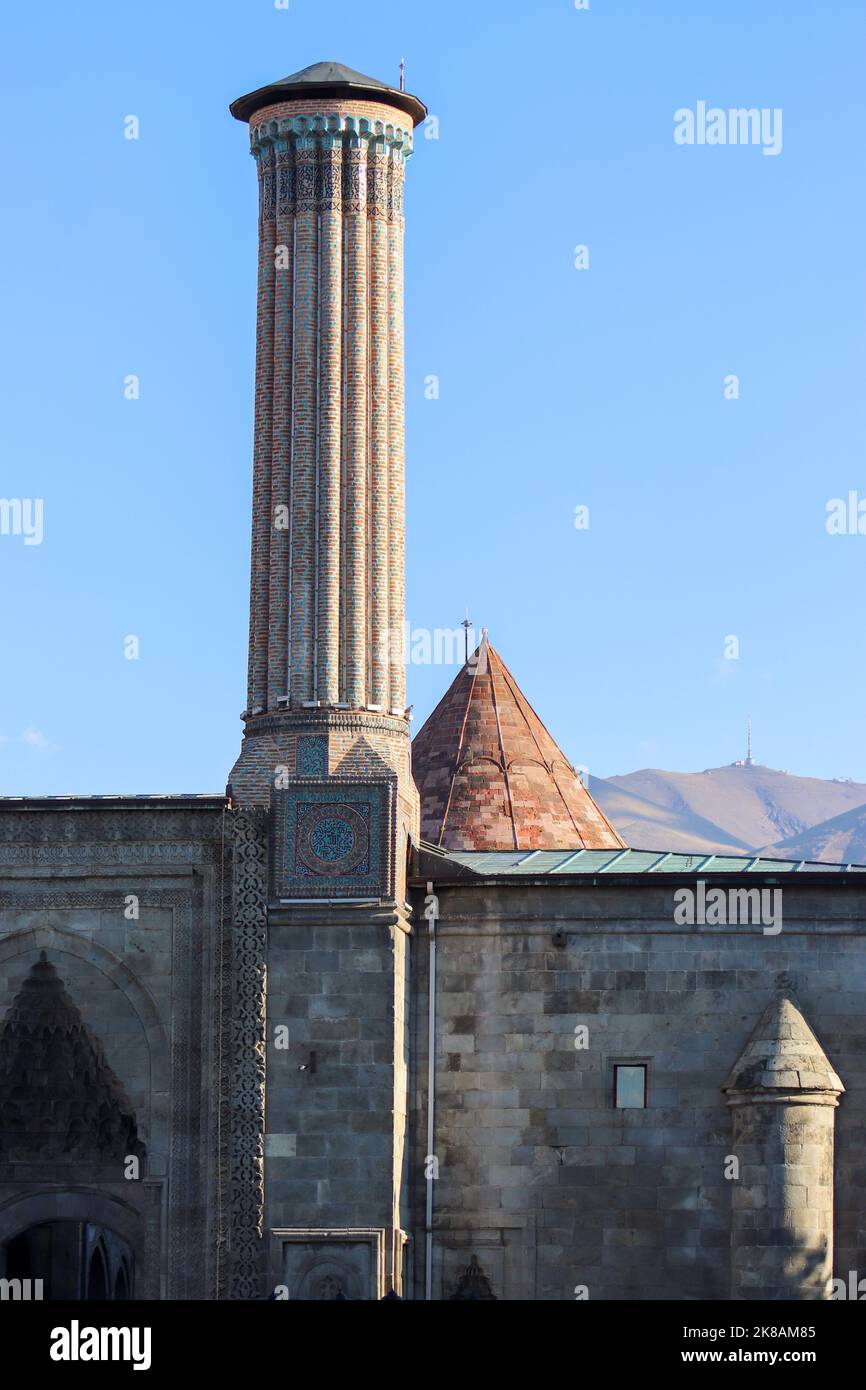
top-left (0, 798), bottom-right (228, 1299)
top-left (407, 850), bottom-right (865, 1301)
top-left (0, 61), bottom-right (863, 1302)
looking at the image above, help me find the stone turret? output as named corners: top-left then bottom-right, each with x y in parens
top-left (722, 992), bottom-right (844, 1300)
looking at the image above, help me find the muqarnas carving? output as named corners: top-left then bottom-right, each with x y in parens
top-left (0, 953), bottom-right (145, 1164)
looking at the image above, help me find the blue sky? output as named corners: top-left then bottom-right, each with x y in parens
top-left (0, 0), bottom-right (864, 795)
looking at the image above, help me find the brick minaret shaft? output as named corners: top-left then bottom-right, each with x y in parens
top-left (230, 66), bottom-right (426, 813)
top-left (229, 65), bottom-right (425, 1300)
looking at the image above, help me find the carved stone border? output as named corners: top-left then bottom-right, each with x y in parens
top-left (228, 808), bottom-right (269, 1299)
top-left (0, 843), bottom-right (220, 866)
top-left (214, 813), bottom-right (234, 1299)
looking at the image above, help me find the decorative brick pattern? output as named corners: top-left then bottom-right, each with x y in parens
top-left (241, 99), bottom-right (412, 722)
top-left (230, 707), bottom-right (413, 807)
top-left (268, 142), bottom-right (293, 712)
top-left (232, 91), bottom-right (419, 836)
top-left (249, 147), bottom-right (276, 713)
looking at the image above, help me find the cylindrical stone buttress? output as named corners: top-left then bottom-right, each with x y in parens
top-left (727, 1093), bottom-right (839, 1300)
top-left (723, 993), bottom-right (844, 1302)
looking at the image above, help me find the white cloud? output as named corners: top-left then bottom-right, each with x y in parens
top-left (21, 725), bottom-right (52, 751)
top-left (0, 726), bottom-right (57, 754)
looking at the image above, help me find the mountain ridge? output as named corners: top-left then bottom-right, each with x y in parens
top-left (590, 763), bottom-right (866, 864)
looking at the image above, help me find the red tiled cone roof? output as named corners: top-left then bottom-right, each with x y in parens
top-left (412, 639), bottom-right (626, 852)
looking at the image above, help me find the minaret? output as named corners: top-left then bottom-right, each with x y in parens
top-left (229, 62), bottom-right (424, 858)
top-left (228, 62), bottom-right (426, 1300)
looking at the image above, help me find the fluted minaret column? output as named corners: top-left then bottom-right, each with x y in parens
top-left (289, 137), bottom-right (318, 705)
top-left (317, 136), bottom-right (343, 707)
top-left (388, 154), bottom-right (407, 714)
top-left (343, 139), bottom-right (368, 708)
top-left (248, 146), bottom-right (276, 715)
top-left (230, 67), bottom-right (425, 824)
top-left (368, 139), bottom-right (391, 712)
top-left (267, 140), bottom-right (294, 710)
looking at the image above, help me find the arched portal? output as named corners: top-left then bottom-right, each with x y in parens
top-left (1, 1220), bottom-right (135, 1300)
top-left (86, 1241), bottom-right (108, 1300)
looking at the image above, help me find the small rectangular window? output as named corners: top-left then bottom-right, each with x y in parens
top-left (614, 1064), bottom-right (647, 1109)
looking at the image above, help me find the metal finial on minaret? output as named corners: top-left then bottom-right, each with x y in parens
top-left (462, 609), bottom-right (472, 665)
top-left (400, 57), bottom-right (406, 92)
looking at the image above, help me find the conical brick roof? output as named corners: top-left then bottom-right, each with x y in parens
top-left (412, 639), bottom-right (626, 852)
top-left (0, 953), bottom-right (145, 1163)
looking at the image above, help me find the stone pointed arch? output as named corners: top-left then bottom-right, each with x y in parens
top-left (0, 1186), bottom-right (143, 1247)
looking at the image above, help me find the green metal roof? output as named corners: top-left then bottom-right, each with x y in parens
top-left (436, 847), bottom-right (866, 877)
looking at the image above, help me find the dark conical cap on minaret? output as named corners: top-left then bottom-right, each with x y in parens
top-left (230, 60), bottom-right (427, 126)
top-left (412, 637), bottom-right (626, 853)
top-left (722, 993), bottom-right (844, 1096)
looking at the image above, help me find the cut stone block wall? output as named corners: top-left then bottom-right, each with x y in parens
top-left (409, 876), bottom-right (866, 1301)
top-left (0, 800), bottom-right (228, 1300)
top-left (264, 902), bottom-right (412, 1298)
